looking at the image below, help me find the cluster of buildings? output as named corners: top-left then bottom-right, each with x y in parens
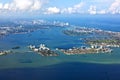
top-left (0, 26), bottom-right (28, 37)
top-left (59, 45), bottom-right (113, 55)
top-left (28, 44), bottom-right (58, 56)
top-left (90, 45), bottom-right (113, 53)
top-left (53, 21), bottom-right (69, 27)
top-left (29, 44), bottom-right (50, 52)
top-left (63, 27), bottom-right (93, 36)
top-left (0, 50), bottom-right (12, 56)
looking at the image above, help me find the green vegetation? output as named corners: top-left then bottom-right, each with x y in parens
top-left (87, 39), bottom-right (119, 44)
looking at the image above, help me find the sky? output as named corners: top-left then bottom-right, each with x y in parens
top-left (0, 0), bottom-right (120, 17)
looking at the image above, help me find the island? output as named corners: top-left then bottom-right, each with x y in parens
top-left (12, 46), bottom-right (20, 49)
top-left (0, 50), bottom-right (12, 56)
top-left (58, 45), bottom-right (112, 55)
top-left (1, 21), bottom-right (120, 56)
top-left (28, 44), bottom-right (58, 56)
top-left (63, 27), bottom-right (93, 36)
top-left (61, 27), bottom-right (120, 55)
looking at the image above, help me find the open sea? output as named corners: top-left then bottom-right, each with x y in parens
top-left (0, 15), bottom-right (120, 80)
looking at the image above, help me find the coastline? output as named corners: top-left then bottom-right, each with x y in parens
top-left (0, 18), bottom-right (120, 70)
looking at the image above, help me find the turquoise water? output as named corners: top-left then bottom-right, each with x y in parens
top-left (0, 15), bottom-right (120, 80)
top-left (0, 15), bottom-right (120, 69)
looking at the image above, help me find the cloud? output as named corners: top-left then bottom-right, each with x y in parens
top-left (0, 3), bottom-right (3, 9)
top-left (3, 3), bottom-right (9, 10)
top-left (61, 2), bottom-right (85, 14)
top-left (108, 0), bottom-right (120, 14)
top-left (0, 0), bottom-right (44, 12)
top-left (31, 0), bottom-right (42, 10)
top-left (45, 7), bottom-right (60, 14)
top-left (88, 5), bottom-right (97, 14)
top-left (10, 0), bottom-right (33, 10)
top-left (1, 0), bottom-right (120, 15)
top-left (87, 0), bottom-right (120, 15)
top-left (44, 0), bottom-right (120, 15)
top-left (60, 0), bottom-right (120, 15)
top-left (97, 10), bottom-right (106, 14)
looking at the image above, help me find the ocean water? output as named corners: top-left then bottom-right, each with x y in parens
top-left (0, 15), bottom-right (120, 80)
top-left (1, 62), bottom-right (120, 80)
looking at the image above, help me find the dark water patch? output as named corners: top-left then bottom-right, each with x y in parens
top-left (55, 43), bottom-right (84, 49)
top-left (38, 38), bottom-right (51, 40)
top-left (12, 46), bottom-right (20, 49)
top-left (19, 59), bottom-right (33, 63)
top-left (55, 44), bottom-right (74, 49)
top-left (0, 62), bottom-right (120, 80)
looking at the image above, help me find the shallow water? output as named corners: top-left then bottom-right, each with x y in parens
top-left (0, 16), bottom-right (120, 80)
top-left (0, 15), bottom-right (120, 80)
top-left (0, 25), bottom-right (120, 69)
